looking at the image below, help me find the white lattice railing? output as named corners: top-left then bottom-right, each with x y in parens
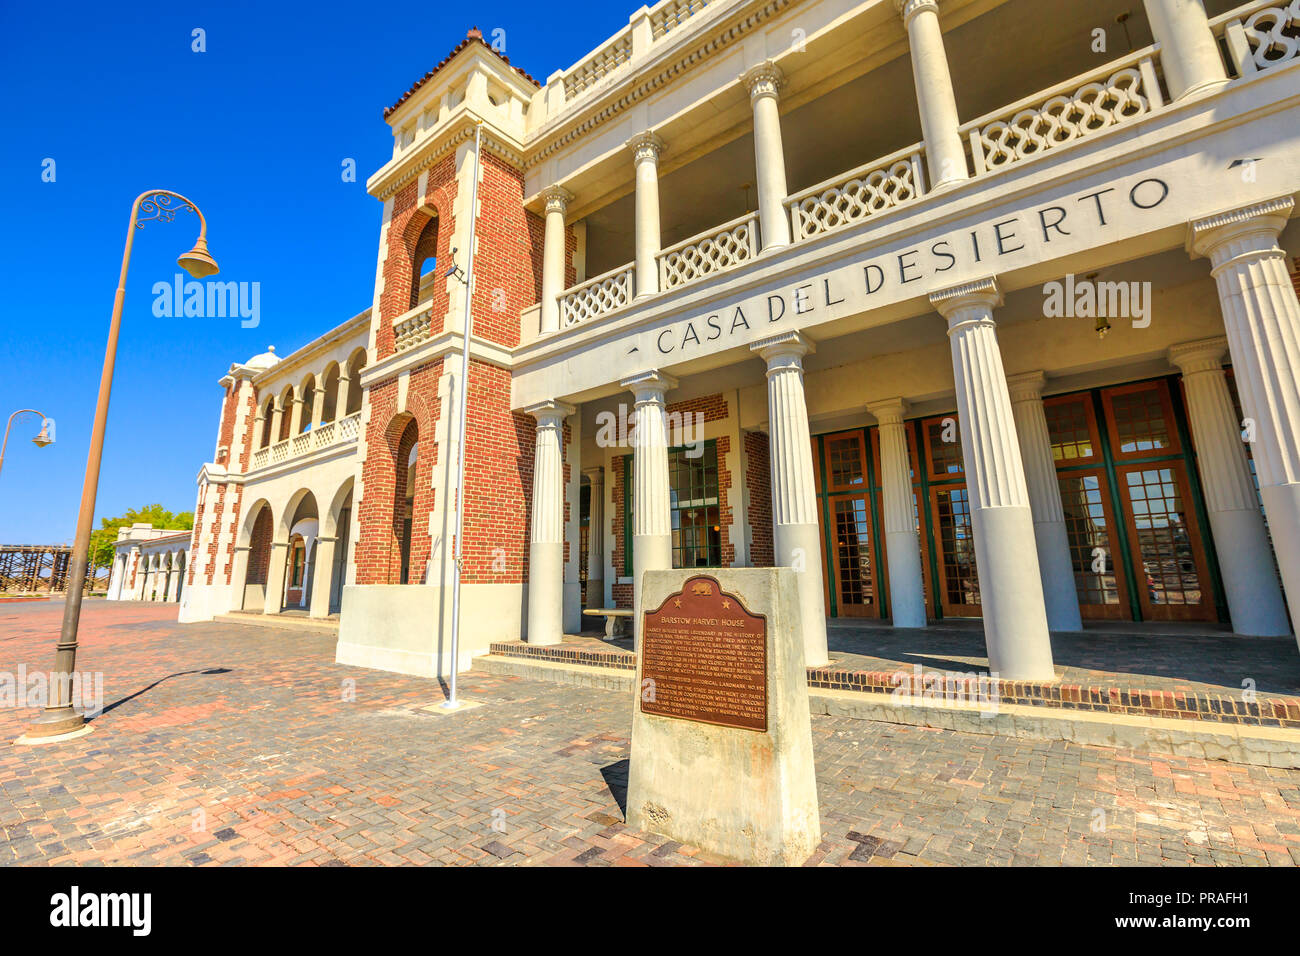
top-left (962, 47), bottom-right (1165, 176)
top-left (564, 30), bottom-right (633, 100)
top-left (559, 264), bottom-right (634, 326)
top-left (249, 412), bottom-right (361, 473)
top-left (392, 302), bottom-right (433, 352)
top-left (786, 146), bottom-right (927, 242)
top-left (657, 212), bottom-right (759, 291)
top-left (1215, 1), bottom-right (1300, 76)
top-left (651, 0), bottom-right (712, 39)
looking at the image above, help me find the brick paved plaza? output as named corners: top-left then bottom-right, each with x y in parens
top-left (2, 599), bottom-right (1299, 866)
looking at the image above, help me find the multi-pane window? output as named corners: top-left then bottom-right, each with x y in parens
top-left (1045, 396), bottom-right (1095, 462)
top-left (1110, 384), bottom-right (1173, 455)
top-left (826, 436), bottom-right (866, 488)
top-left (624, 440), bottom-right (722, 572)
top-left (934, 487), bottom-right (979, 608)
top-left (925, 418), bottom-right (964, 475)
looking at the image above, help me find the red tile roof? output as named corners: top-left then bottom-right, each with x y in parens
top-left (385, 27), bottom-right (541, 119)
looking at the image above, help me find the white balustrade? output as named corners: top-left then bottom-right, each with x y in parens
top-left (785, 147), bottom-right (926, 242)
top-left (291, 432), bottom-right (312, 456)
top-left (252, 446), bottom-right (270, 469)
top-left (312, 420), bottom-right (337, 448)
top-left (559, 264), bottom-right (634, 327)
top-left (1217, 1), bottom-right (1300, 76)
top-left (963, 49), bottom-right (1165, 175)
top-left (564, 30), bottom-right (633, 100)
top-left (657, 212), bottom-right (760, 291)
top-left (338, 412), bottom-right (361, 442)
top-left (249, 412), bottom-right (362, 473)
top-left (651, 0), bottom-right (712, 39)
top-left (392, 303), bottom-right (434, 352)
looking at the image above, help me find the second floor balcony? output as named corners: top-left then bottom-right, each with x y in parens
top-left (522, 0), bottom-right (1299, 342)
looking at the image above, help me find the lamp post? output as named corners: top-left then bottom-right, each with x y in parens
top-left (21, 190), bottom-right (218, 743)
top-left (0, 409), bottom-right (54, 478)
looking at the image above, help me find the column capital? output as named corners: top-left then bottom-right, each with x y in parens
top-left (895, 0), bottom-right (940, 25)
top-left (582, 465), bottom-right (605, 486)
top-left (626, 130), bottom-right (665, 165)
top-left (524, 399), bottom-right (576, 424)
top-left (1005, 370), bottom-right (1049, 404)
top-left (1168, 336), bottom-right (1229, 375)
top-left (620, 370), bottom-right (678, 402)
top-left (751, 330), bottom-right (814, 367)
top-left (931, 276), bottom-right (1003, 327)
top-left (742, 60), bottom-right (785, 102)
top-left (866, 397), bottom-right (909, 425)
top-left (1187, 195), bottom-right (1293, 262)
top-left (542, 185), bottom-right (573, 216)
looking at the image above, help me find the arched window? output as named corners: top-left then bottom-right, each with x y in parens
top-left (278, 387), bottom-right (295, 442)
top-left (410, 215), bottom-right (439, 309)
top-left (259, 398), bottom-right (275, 448)
top-left (395, 419), bottom-right (419, 584)
top-left (345, 351), bottom-right (365, 417)
top-left (300, 377), bottom-right (316, 432)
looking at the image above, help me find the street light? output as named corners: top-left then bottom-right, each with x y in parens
top-left (20, 190), bottom-right (218, 743)
top-left (0, 409), bottom-right (54, 478)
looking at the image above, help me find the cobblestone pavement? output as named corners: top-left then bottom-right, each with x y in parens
top-left (1, 600), bottom-right (1299, 866)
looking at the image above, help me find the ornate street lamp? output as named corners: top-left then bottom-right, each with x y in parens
top-left (20, 190), bottom-right (218, 743)
top-left (0, 409), bottom-right (54, 478)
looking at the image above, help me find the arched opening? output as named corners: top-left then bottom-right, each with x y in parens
top-left (242, 503), bottom-right (274, 611)
top-left (259, 397), bottom-right (275, 448)
top-left (410, 215), bottom-right (439, 309)
top-left (282, 492), bottom-right (319, 609)
top-left (173, 551), bottom-right (186, 602)
top-left (345, 350), bottom-right (365, 417)
top-left (299, 375), bottom-right (316, 432)
top-left (277, 386), bottom-right (295, 442)
top-left (325, 479), bottom-right (354, 616)
top-left (321, 362), bottom-right (341, 424)
top-left (394, 419), bottom-right (419, 585)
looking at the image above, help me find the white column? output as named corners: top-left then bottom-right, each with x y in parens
top-left (1142, 0), bottom-right (1227, 100)
top-left (231, 545), bottom-right (250, 610)
top-left (1170, 336), bottom-right (1291, 636)
top-left (931, 278), bottom-right (1055, 680)
top-left (896, 0), bottom-right (969, 190)
top-left (1006, 372), bottom-right (1084, 633)
top-left (269, 401), bottom-right (284, 443)
top-left (540, 186), bottom-right (572, 333)
top-left (621, 370), bottom-right (677, 648)
top-left (337, 373), bottom-right (353, 419)
top-left (264, 541), bottom-right (288, 614)
top-left (1189, 197), bottom-right (1300, 642)
top-left (628, 132), bottom-right (664, 298)
top-left (309, 536), bottom-right (337, 618)
top-left (526, 400), bottom-right (575, 644)
top-left (311, 383), bottom-right (326, 431)
top-left (742, 61), bottom-right (791, 251)
top-left (584, 466), bottom-right (606, 609)
top-left (751, 332), bottom-right (829, 667)
top-left (288, 396), bottom-right (305, 436)
top-left (867, 398), bottom-right (927, 628)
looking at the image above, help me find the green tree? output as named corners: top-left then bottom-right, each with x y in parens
top-left (90, 504), bottom-right (194, 568)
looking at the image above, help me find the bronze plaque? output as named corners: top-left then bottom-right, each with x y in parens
top-left (640, 575), bottom-right (767, 732)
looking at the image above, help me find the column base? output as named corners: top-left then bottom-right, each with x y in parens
top-left (971, 505), bottom-right (1056, 681)
top-left (884, 530), bottom-right (927, 628)
top-left (1207, 507), bottom-right (1290, 637)
top-left (774, 522), bottom-right (829, 667)
top-left (527, 541), bottom-right (565, 646)
top-left (1034, 520), bottom-right (1083, 633)
top-left (1260, 483), bottom-right (1300, 645)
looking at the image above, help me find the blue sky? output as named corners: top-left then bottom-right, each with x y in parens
top-left (0, 0), bottom-right (629, 544)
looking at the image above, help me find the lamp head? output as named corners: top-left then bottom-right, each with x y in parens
top-left (178, 236), bottom-right (219, 279)
top-left (32, 421), bottom-right (53, 448)
top-left (1095, 315), bottom-right (1112, 339)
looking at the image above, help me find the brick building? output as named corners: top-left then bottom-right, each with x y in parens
top-left (181, 0), bottom-right (1300, 682)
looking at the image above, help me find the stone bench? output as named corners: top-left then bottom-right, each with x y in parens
top-left (582, 608), bottom-right (632, 639)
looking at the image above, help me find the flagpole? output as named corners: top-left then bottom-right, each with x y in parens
top-left (444, 122), bottom-right (481, 709)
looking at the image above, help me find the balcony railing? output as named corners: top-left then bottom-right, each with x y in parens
top-left (786, 146), bottom-right (926, 242)
top-left (250, 412), bottom-right (362, 472)
top-left (658, 211), bottom-right (759, 291)
top-left (564, 30), bottom-right (633, 100)
top-left (962, 47), bottom-right (1164, 177)
top-left (560, 263), bottom-right (634, 326)
top-left (540, 2), bottom-right (1290, 340)
top-left (393, 302), bottom-right (434, 352)
top-left (1214, 1), bottom-right (1300, 76)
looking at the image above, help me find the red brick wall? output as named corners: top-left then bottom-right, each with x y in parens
top-left (666, 393), bottom-right (729, 424)
top-left (610, 453), bottom-right (630, 608)
top-left (354, 361), bottom-right (443, 584)
top-left (462, 361), bottom-right (533, 583)
top-left (247, 507), bottom-right (273, 585)
top-left (473, 152), bottom-right (548, 348)
top-left (745, 430), bottom-right (774, 567)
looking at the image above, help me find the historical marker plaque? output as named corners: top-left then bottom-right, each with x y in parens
top-left (640, 574), bottom-right (767, 732)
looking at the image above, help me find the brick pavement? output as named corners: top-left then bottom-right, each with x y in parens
top-left (1, 599), bottom-right (1299, 866)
